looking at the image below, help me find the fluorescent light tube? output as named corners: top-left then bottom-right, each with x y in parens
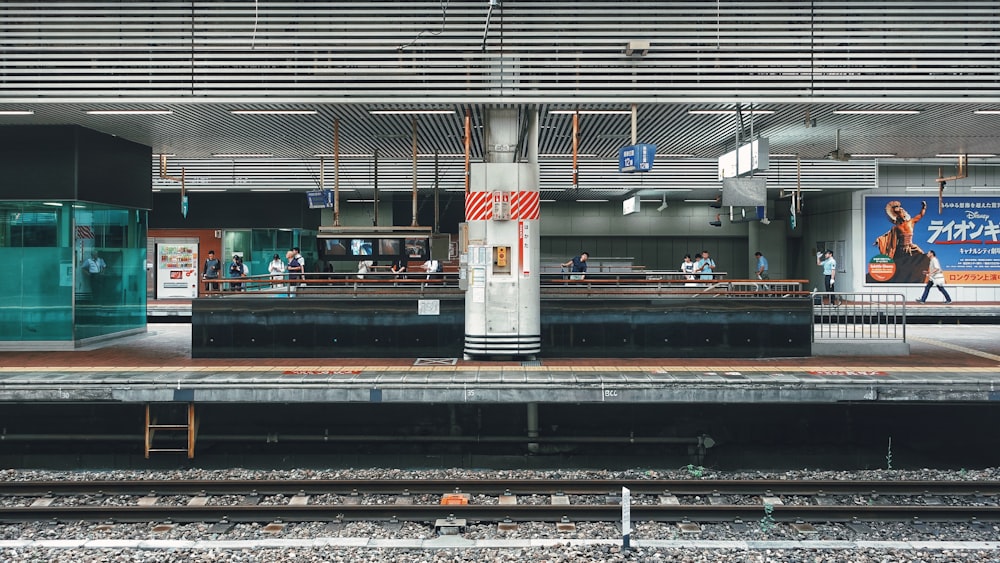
top-left (231, 110), bottom-right (317, 115)
top-left (86, 110), bottom-right (173, 115)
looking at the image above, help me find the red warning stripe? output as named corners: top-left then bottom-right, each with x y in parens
top-left (465, 191), bottom-right (540, 221)
top-left (512, 191), bottom-right (539, 220)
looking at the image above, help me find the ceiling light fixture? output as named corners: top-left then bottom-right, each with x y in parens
top-left (347, 199), bottom-right (376, 202)
top-left (688, 110), bottom-right (775, 115)
top-left (973, 110), bottom-right (1000, 115)
top-left (538, 153), bottom-right (598, 157)
top-left (0, 110), bottom-right (34, 115)
top-left (548, 110), bottom-right (633, 115)
top-left (684, 199), bottom-right (719, 202)
top-left (230, 110), bottom-right (317, 115)
top-left (85, 110), bottom-right (173, 115)
top-left (936, 153), bottom-right (996, 158)
top-left (769, 153), bottom-right (799, 157)
top-left (250, 188), bottom-right (291, 192)
top-left (152, 153), bottom-right (176, 157)
top-left (211, 153), bottom-right (274, 158)
top-left (660, 153), bottom-right (696, 158)
top-left (368, 109), bottom-right (455, 115)
top-left (187, 188), bottom-right (226, 192)
top-left (42, 202), bottom-right (64, 207)
top-left (850, 153), bottom-right (896, 158)
top-left (904, 187), bottom-right (940, 192)
top-left (969, 187), bottom-right (1000, 191)
top-left (576, 199), bottom-right (609, 202)
top-left (831, 109), bottom-right (921, 115)
top-left (625, 40), bottom-right (650, 56)
top-left (314, 153), bottom-right (372, 158)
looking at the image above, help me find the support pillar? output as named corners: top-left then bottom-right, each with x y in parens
top-left (463, 108), bottom-right (541, 358)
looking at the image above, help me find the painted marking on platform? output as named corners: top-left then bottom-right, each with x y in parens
top-left (909, 336), bottom-right (1000, 363)
top-left (415, 358), bottom-right (459, 366)
top-left (807, 370), bottom-right (888, 377)
top-left (282, 370), bottom-right (362, 375)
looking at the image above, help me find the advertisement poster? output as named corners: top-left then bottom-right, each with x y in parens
top-left (864, 196), bottom-right (1000, 285)
top-left (156, 243), bottom-right (199, 298)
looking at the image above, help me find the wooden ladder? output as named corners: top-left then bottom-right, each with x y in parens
top-left (144, 403), bottom-right (197, 459)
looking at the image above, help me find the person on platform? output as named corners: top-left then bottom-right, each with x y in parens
top-left (916, 249), bottom-right (952, 304)
top-left (561, 251), bottom-right (589, 280)
top-left (817, 249), bottom-right (839, 305)
top-left (391, 257), bottom-right (408, 277)
top-left (695, 250), bottom-right (716, 280)
top-left (754, 251), bottom-right (769, 280)
top-left (203, 250), bottom-right (222, 292)
top-left (228, 254), bottom-right (246, 291)
top-left (268, 253), bottom-right (285, 288)
top-left (680, 254), bottom-right (696, 281)
top-left (357, 258), bottom-right (374, 278)
top-left (287, 247), bottom-right (306, 286)
top-left (422, 257), bottom-right (443, 280)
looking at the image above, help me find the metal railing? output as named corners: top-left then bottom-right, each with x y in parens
top-left (812, 292), bottom-right (907, 342)
top-left (199, 272), bottom-right (812, 301)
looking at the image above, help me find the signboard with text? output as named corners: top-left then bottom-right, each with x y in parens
top-left (618, 143), bottom-right (656, 173)
top-left (864, 196), bottom-right (1000, 285)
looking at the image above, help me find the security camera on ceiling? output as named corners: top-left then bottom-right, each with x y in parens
top-left (656, 193), bottom-right (668, 212)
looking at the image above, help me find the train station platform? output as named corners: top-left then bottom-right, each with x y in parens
top-left (0, 322), bottom-right (998, 405)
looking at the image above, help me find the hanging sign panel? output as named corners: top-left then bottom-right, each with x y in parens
top-left (618, 143), bottom-right (656, 173)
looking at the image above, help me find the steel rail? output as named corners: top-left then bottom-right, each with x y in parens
top-left (1, 479), bottom-right (997, 497)
top-left (1, 503), bottom-right (999, 525)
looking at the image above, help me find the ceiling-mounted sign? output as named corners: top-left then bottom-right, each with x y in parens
top-left (718, 137), bottom-right (769, 179)
top-left (622, 195), bottom-right (641, 215)
top-left (618, 143), bottom-right (656, 173)
top-left (306, 189), bottom-right (334, 209)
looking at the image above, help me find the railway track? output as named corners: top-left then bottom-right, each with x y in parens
top-left (1, 479), bottom-right (998, 525)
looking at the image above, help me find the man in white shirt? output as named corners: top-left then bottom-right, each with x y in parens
top-left (422, 258), bottom-right (442, 280)
top-left (82, 251), bottom-right (106, 274)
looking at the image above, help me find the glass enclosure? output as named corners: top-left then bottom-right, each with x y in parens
top-left (0, 201), bottom-right (146, 344)
top-left (222, 228), bottom-right (313, 278)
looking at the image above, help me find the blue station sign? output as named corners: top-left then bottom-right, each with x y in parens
top-left (618, 143), bottom-right (656, 173)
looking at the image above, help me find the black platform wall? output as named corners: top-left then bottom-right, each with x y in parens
top-left (0, 125), bottom-right (151, 209)
top-left (192, 297), bottom-right (813, 359)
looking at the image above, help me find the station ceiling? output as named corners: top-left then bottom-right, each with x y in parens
top-left (2, 1), bottom-right (998, 203)
top-left (4, 100), bottom-right (994, 204)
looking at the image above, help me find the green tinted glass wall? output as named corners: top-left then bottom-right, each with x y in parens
top-left (0, 203), bottom-right (74, 340)
top-left (0, 202), bottom-right (147, 344)
top-left (74, 205), bottom-right (147, 340)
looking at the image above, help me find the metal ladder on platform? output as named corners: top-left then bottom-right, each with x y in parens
top-left (144, 403), bottom-right (196, 459)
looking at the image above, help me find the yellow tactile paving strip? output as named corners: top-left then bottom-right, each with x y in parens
top-left (908, 336), bottom-right (1000, 363)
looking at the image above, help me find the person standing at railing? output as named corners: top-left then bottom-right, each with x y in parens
top-left (287, 247), bottom-right (305, 287)
top-left (817, 249), bottom-right (839, 305)
top-left (268, 253), bottom-right (285, 288)
top-left (680, 254), bottom-right (696, 286)
top-left (202, 250), bottom-right (222, 293)
top-left (754, 251), bottom-right (769, 281)
top-left (695, 250), bottom-right (716, 280)
top-left (916, 250), bottom-right (952, 304)
top-left (228, 254), bottom-right (246, 292)
top-left (561, 252), bottom-right (589, 280)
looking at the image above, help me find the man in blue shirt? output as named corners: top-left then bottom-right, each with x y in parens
top-left (817, 249), bottom-right (839, 305)
top-left (562, 252), bottom-right (589, 280)
top-left (754, 251), bottom-right (769, 280)
top-left (695, 250), bottom-right (716, 280)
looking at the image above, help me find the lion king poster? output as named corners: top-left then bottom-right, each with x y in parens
top-left (864, 196), bottom-right (1000, 285)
